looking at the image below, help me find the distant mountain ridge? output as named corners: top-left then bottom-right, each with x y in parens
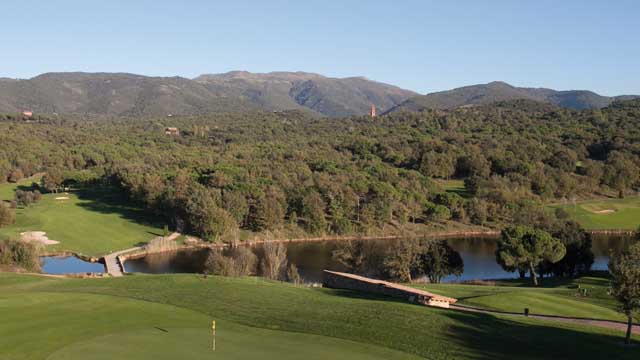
top-left (1, 73), bottom-right (636, 117)
top-left (0, 71), bottom-right (417, 117)
top-left (387, 81), bottom-right (639, 113)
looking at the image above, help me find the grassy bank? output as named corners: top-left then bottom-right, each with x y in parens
top-left (417, 274), bottom-right (628, 322)
top-left (0, 273), bottom-right (638, 359)
top-left (553, 197), bottom-right (640, 230)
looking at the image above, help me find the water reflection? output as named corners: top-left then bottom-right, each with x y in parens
top-left (123, 236), bottom-right (637, 283)
top-left (590, 234), bottom-right (637, 271)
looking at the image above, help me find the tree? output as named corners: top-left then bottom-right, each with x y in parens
top-left (602, 151), bottom-right (639, 198)
top-left (301, 191), bottom-right (327, 234)
top-left (544, 221), bottom-right (594, 277)
top-left (420, 240), bottom-right (464, 283)
top-left (7, 169), bottom-right (24, 183)
top-left (286, 263), bottom-right (302, 284)
top-left (383, 239), bottom-right (421, 282)
top-left (230, 246), bottom-right (258, 276)
top-left (222, 190), bottom-right (249, 225)
top-left (260, 242), bottom-right (288, 280)
top-left (41, 169), bottom-right (65, 193)
top-left (15, 190), bottom-right (35, 207)
top-left (608, 241), bottom-right (640, 345)
top-left (186, 187), bottom-right (237, 241)
top-left (248, 187), bottom-right (285, 231)
top-left (496, 226), bottom-right (566, 286)
top-left (204, 247), bottom-right (257, 277)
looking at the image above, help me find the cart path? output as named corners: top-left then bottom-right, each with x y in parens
top-left (451, 304), bottom-right (639, 334)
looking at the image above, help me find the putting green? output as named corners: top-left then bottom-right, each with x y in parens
top-left (0, 290), bottom-right (418, 360)
top-left (553, 197), bottom-right (640, 230)
top-left (48, 326), bottom-right (419, 360)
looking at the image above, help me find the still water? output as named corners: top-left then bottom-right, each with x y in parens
top-left (123, 235), bottom-right (637, 283)
top-left (41, 256), bottom-right (105, 274)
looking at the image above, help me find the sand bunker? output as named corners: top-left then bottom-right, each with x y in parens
top-left (55, 196), bottom-right (70, 200)
top-left (592, 209), bottom-right (616, 214)
top-left (20, 231), bottom-right (60, 245)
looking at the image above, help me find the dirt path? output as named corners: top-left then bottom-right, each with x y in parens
top-left (450, 304), bottom-right (639, 334)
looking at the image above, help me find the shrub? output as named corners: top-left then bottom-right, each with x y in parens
top-left (0, 239), bottom-right (40, 271)
top-left (286, 263), bottom-right (302, 284)
top-left (0, 203), bottom-right (14, 227)
top-left (203, 247), bottom-right (258, 277)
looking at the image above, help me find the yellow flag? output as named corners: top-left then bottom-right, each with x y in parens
top-left (211, 320), bottom-right (216, 330)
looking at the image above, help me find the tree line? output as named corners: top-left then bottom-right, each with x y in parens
top-left (0, 99), bottom-right (638, 243)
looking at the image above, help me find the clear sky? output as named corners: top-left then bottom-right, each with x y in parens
top-left (2, 0), bottom-right (638, 95)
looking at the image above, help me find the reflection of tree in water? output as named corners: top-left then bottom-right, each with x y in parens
top-left (591, 234), bottom-right (637, 256)
top-left (332, 238), bottom-right (464, 283)
top-left (331, 240), bottom-right (387, 278)
top-left (137, 249), bottom-right (210, 273)
top-left (446, 237), bottom-right (497, 255)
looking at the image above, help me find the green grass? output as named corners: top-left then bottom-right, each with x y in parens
top-left (435, 179), bottom-right (469, 197)
top-left (0, 174), bottom-right (43, 201)
top-left (416, 275), bottom-right (628, 322)
top-left (0, 273), bottom-right (638, 359)
top-left (0, 187), bottom-right (164, 256)
top-left (553, 197), bottom-right (640, 230)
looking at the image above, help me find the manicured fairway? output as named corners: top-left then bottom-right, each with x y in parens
top-left (553, 197), bottom-right (640, 230)
top-left (0, 187), bottom-right (164, 256)
top-left (418, 275), bottom-right (627, 321)
top-left (0, 273), bottom-right (637, 360)
top-left (0, 291), bottom-right (415, 360)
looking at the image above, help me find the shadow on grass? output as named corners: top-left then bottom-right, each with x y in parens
top-left (74, 186), bottom-right (165, 230)
top-left (443, 310), bottom-right (638, 359)
top-left (326, 288), bottom-right (638, 359)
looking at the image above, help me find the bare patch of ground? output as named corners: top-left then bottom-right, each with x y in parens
top-left (55, 196), bottom-right (70, 200)
top-left (592, 209), bottom-right (616, 214)
top-left (20, 231), bottom-right (60, 245)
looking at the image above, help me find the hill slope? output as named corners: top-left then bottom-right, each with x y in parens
top-left (388, 81), bottom-right (638, 112)
top-left (0, 72), bottom-right (416, 117)
top-left (1, 273), bottom-right (638, 359)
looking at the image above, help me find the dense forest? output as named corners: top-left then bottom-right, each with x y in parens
top-left (0, 99), bottom-right (639, 245)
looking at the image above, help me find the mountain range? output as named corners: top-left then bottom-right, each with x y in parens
top-left (0, 72), bottom-right (636, 117)
top-left (0, 72), bottom-right (415, 118)
top-left (387, 81), bottom-right (638, 113)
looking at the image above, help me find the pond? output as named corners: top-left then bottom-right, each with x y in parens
top-left (123, 235), bottom-right (638, 283)
top-left (41, 256), bottom-right (105, 274)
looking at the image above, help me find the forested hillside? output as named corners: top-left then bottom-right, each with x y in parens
top-left (389, 81), bottom-right (639, 112)
top-left (0, 99), bottom-right (639, 241)
top-left (0, 72), bottom-right (416, 118)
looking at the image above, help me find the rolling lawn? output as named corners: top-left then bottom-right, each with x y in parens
top-left (417, 275), bottom-right (628, 322)
top-left (0, 273), bottom-right (638, 359)
top-left (0, 187), bottom-right (164, 256)
top-left (553, 197), bottom-right (640, 230)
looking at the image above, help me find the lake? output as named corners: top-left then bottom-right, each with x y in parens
top-left (123, 235), bottom-right (637, 283)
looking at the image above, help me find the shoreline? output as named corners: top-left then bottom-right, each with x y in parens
top-left (116, 230), bottom-right (503, 271)
top-left (34, 228), bottom-right (636, 276)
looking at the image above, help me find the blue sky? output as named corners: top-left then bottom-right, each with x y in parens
top-left (2, 0), bottom-right (638, 95)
